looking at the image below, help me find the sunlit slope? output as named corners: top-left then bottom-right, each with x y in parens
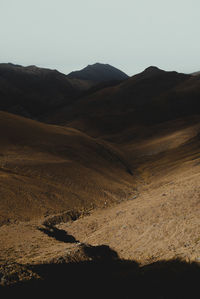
top-left (0, 111), bottom-right (134, 225)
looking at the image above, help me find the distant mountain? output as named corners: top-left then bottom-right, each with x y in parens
top-left (48, 66), bottom-right (194, 138)
top-left (0, 63), bottom-right (84, 118)
top-left (191, 71), bottom-right (200, 76)
top-left (137, 66), bottom-right (165, 79)
top-left (0, 63), bottom-right (128, 119)
top-left (67, 63), bottom-right (129, 82)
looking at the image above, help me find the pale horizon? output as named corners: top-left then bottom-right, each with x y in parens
top-left (1, 0), bottom-right (200, 76)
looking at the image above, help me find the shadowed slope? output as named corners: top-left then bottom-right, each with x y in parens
top-left (0, 63), bottom-right (129, 119)
top-left (0, 111), bottom-right (135, 225)
top-left (0, 63), bottom-right (79, 118)
top-left (47, 67), bottom-right (193, 138)
top-left (0, 63), bottom-right (94, 118)
top-left (44, 67), bottom-right (200, 197)
top-left (1, 244), bottom-right (200, 299)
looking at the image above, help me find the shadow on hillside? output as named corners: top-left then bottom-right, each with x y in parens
top-left (38, 225), bottom-right (79, 243)
top-left (1, 244), bottom-right (200, 298)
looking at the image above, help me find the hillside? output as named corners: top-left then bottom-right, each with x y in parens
top-left (0, 63), bottom-right (83, 118)
top-left (47, 67), bottom-right (195, 138)
top-left (0, 111), bottom-right (134, 225)
top-left (0, 63), bottom-right (129, 119)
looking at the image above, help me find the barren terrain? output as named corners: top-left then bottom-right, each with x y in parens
top-left (1, 142), bottom-right (200, 265)
top-left (1, 155), bottom-right (200, 297)
top-left (1, 65), bottom-right (200, 297)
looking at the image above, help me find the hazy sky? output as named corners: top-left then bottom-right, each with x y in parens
top-left (1, 0), bottom-right (200, 76)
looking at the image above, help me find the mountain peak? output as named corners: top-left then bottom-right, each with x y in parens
top-left (138, 66), bottom-right (165, 79)
top-left (87, 62), bottom-right (111, 68)
top-left (144, 66), bottom-right (164, 73)
top-left (67, 63), bottom-right (129, 82)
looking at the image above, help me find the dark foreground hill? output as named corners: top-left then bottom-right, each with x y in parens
top-left (1, 244), bottom-right (200, 299)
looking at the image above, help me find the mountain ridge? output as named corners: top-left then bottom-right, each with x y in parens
top-left (0, 62), bottom-right (129, 119)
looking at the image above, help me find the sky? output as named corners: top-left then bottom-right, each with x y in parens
top-left (0, 0), bottom-right (200, 76)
